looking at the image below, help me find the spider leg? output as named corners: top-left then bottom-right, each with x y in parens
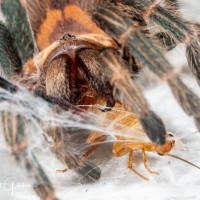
top-left (94, 3), bottom-right (200, 132)
top-left (142, 149), bottom-right (158, 175)
top-left (48, 127), bottom-right (101, 183)
top-left (128, 150), bottom-right (149, 180)
top-left (0, 0), bottom-right (103, 181)
top-left (112, 0), bottom-right (200, 85)
top-left (1, 0), bottom-right (35, 62)
top-left (0, 77), bottom-right (102, 183)
top-left (0, 22), bottom-right (22, 77)
top-left (100, 49), bottom-right (166, 145)
top-left (93, 5), bottom-right (167, 145)
top-left (165, 0), bottom-right (179, 11)
top-left (0, 76), bottom-right (18, 92)
top-left (1, 109), bottom-right (58, 200)
top-left (129, 29), bottom-right (200, 128)
top-left (168, 77), bottom-right (200, 130)
top-left (0, 3), bottom-right (105, 187)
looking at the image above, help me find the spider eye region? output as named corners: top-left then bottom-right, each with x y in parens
top-left (60, 33), bottom-right (76, 41)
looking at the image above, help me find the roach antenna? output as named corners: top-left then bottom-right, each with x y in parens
top-left (166, 153), bottom-right (200, 170)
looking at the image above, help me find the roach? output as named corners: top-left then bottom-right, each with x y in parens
top-left (82, 95), bottom-right (200, 180)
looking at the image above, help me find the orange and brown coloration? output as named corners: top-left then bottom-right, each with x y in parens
top-left (37, 5), bottom-right (106, 50)
top-left (8, 0), bottom-right (200, 146)
top-left (2, 1), bottom-right (200, 199)
top-left (81, 96), bottom-right (175, 180)
top-left (17, 1), bottom-right (117, 108)
top-left (80, 94), bottom-right (200, 180)
top-left (28, 3), bottom-right (106, 50)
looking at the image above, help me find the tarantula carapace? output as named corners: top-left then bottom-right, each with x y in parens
top-left (1, 0), bottom-right (200, 199)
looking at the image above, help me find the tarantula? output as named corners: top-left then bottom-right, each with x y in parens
top-left (1, 0), bottom-right (200, 199)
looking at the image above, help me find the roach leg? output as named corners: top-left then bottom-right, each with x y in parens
top-left (83, 145), bottom-right (99, 159)
top-left (56, 168), bottom-right (68, 173)
top-left (128, 150), bottom-right (149, 181)
top-left (142, 149), bottom-right (159, 175)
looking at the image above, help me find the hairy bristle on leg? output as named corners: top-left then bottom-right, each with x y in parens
top-left (100, 49), bottom-right (166, 145)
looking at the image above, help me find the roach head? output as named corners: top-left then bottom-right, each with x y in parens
top-left (156, 133), bottom-right (175, 155)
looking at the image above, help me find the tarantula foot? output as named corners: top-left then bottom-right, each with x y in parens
top-left (139, 111), bottom-right (166, 145)
top-left (77, 161), bottom-right (101, 183)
